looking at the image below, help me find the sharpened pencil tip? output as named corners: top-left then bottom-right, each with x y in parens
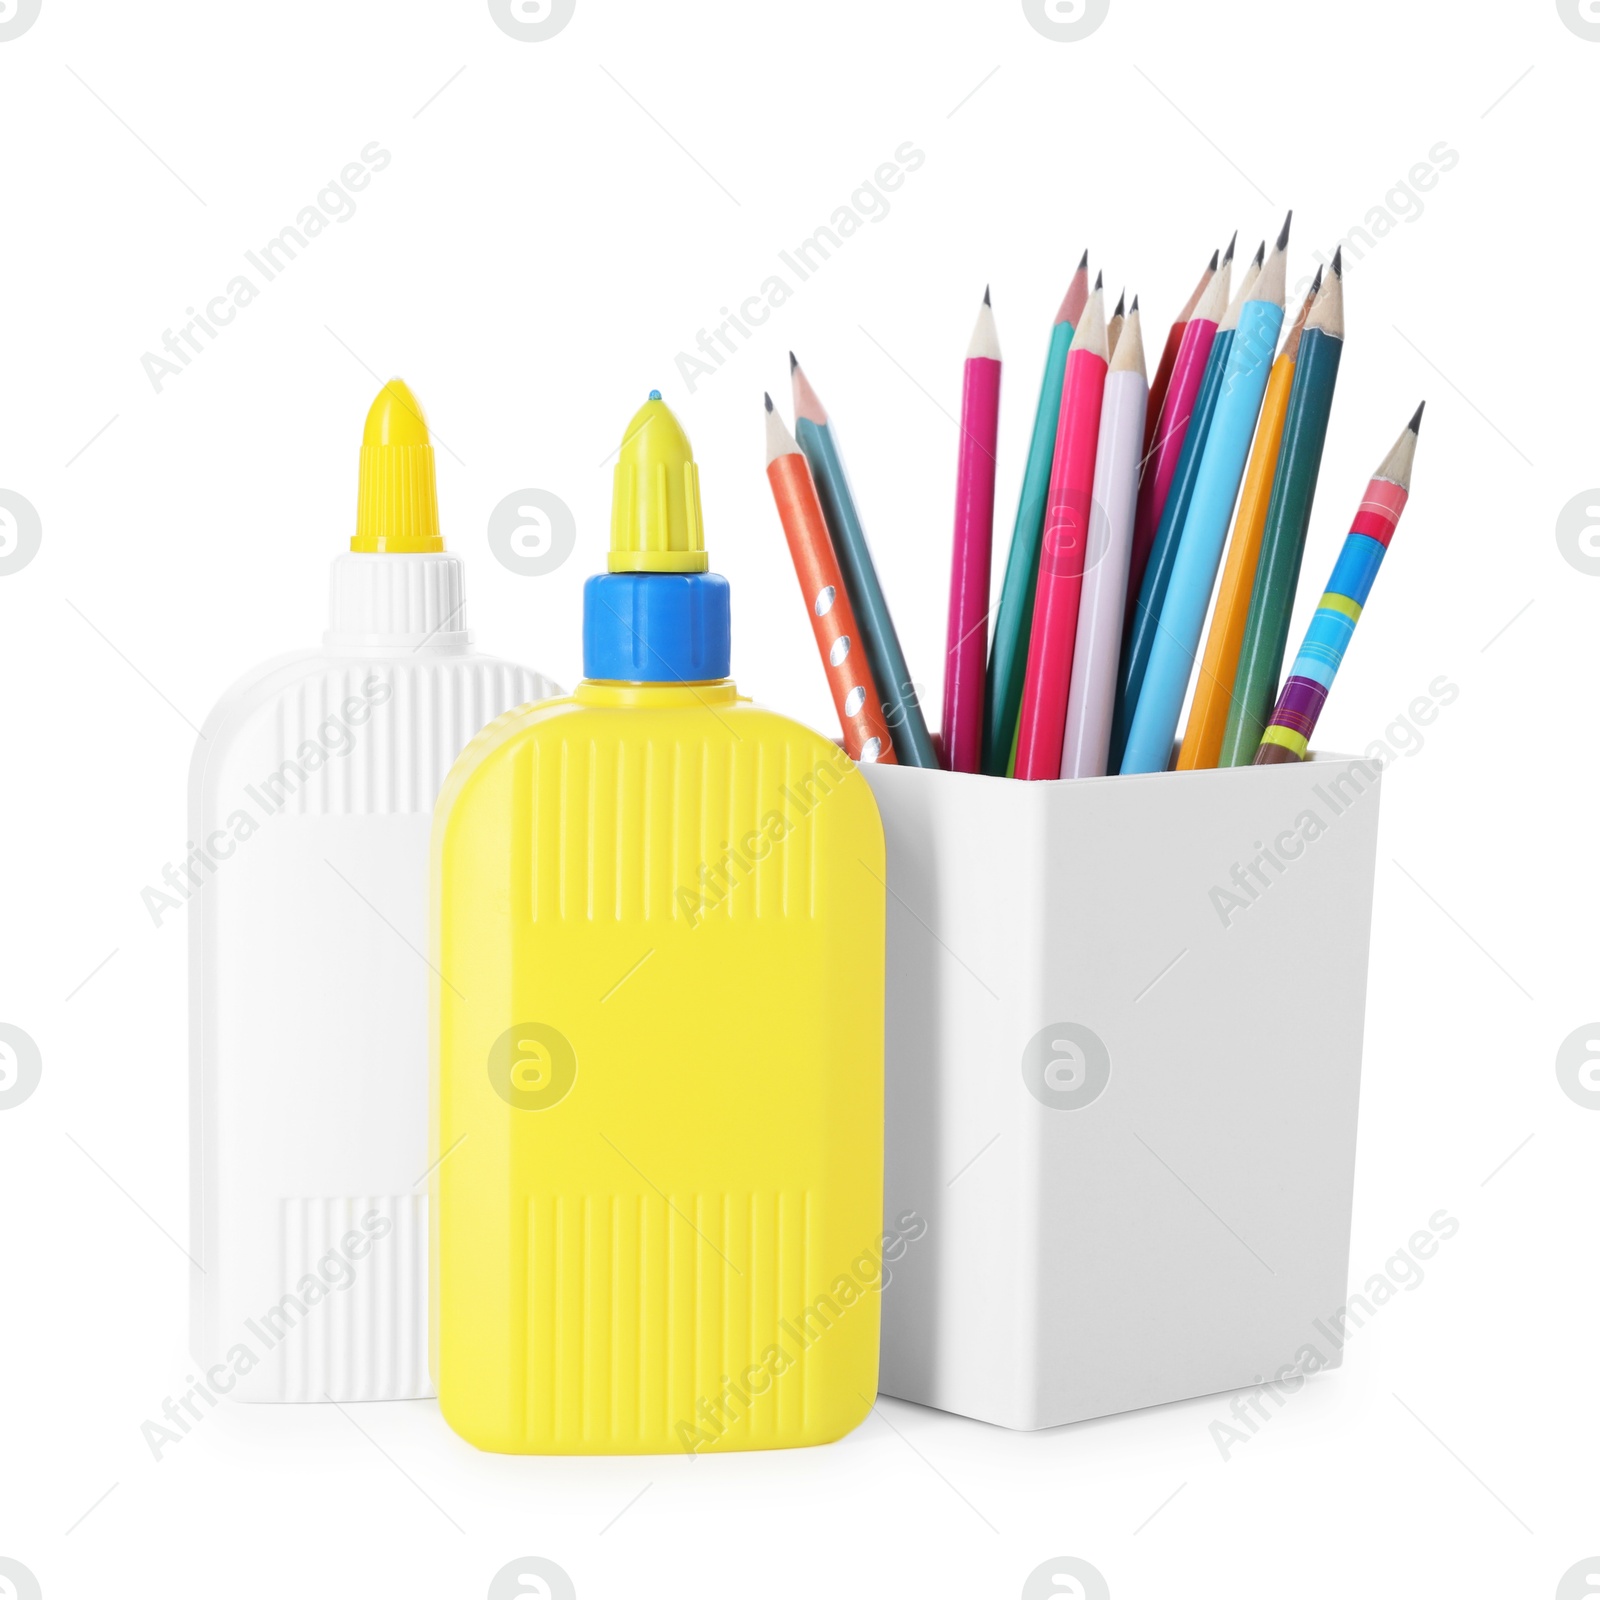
top-left (1277, 209), bottom-right (1293, 250)
top-left (1207, 248), bottom-right (1219, 271)
top-left (788, 350), bottom-right (798, 373)
top-left (1251, 240), bottom-right (1265, 268)
top-left (1408, 401), bottom-right (1425, 434)
top-left (1112, 290), bottom-right (1125, 316)
top-left (1223, 231), bottom-right (1237, 264)
top-left (763, 391), bottom-right (773, 412)
top-left (1130, 294), bottom-right (1139, 312)
top-left (1077, 248), bottom-right (1088, 272)
top-left (1311, 264), bottom-right (1324, 292)
top-left (1093, 270), bottom-right (1103, 290)
top-left (983, 284), bottom-right (991, 305)
top-left (1331, 246), bottom-right (1343, 276)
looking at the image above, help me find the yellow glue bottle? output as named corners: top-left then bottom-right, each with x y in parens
top-left (431, 393), bottom-right (886, 1453)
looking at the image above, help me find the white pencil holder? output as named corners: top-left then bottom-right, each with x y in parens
top-left (859, 754), bottom-right (1381, 1431)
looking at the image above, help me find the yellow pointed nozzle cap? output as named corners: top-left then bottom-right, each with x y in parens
top-left (608, 391), bottom-right (707, 573)
top-left (351, 378), bottom-right (444, 553)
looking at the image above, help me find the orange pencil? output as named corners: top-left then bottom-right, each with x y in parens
top-left (764, 394), bottom-right (895, 763)
top-left (1177, 267), bottom-right (1320, 769)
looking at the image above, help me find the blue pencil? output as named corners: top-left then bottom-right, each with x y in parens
top-left (1107, 245), bottom-right (1258, 772)
top-left (1121, 216), bottom-right (1292, 774)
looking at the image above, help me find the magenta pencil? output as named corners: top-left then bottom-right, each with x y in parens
top-left (1014, 283), bottom-right (1109, 780)
top-left (941, 288), bottom-right (1002, 773)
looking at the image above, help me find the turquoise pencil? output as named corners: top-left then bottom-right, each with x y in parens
top-left (792, 352), bottom-right (939, 768)
top-left (1121, 215), bottom-right (1292, 774)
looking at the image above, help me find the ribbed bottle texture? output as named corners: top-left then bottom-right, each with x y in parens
top-left (261, 659), bottom-right (554, 815)
top-left (327, 552), bottom-right (465, 645)
top-left (264, 1194), bottom-right (430, 1401)
top-left (516, 1190), bottom-right (815, 1448)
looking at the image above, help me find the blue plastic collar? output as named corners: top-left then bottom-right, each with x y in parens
top-left (583, 571), bottom-right (732, 683)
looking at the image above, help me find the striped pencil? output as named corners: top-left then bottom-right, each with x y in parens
top-left (1060, 297), bottom-right (1148, 778)
top-left (1177, 265), bottom-right (1320, 769)
top-left (792, 353), bottom-right (939, 768)
top-left (1122, 215), bottom-right (1291, 775)
top-left (764, 394), bottom-right (896, 763)
top-left (1144, 249), bottom-right (1217, 466)
top-left (1257, 404), bottom-right (1422, 763)
top-left (1219, 248), bottom-right (1346, 766)
top-left (941, 288), bottom-right (1003, 773)
top-left (1014, 283), bottom-right (1109, 780)
top-left (1110, 242), bottom-right (1257, 771)
top-left (982, 251), bottom-right (1090, 775)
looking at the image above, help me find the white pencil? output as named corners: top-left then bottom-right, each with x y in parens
top-left (1060, 298), bottom-right (1149, 778)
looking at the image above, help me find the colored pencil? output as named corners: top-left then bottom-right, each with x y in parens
top-left (764, 394), bottom-right (896, 764)
top-left (1014, 284), bottom-right (1109, 780)
top-left (982, 251), bottom-right (1089, 775)
top-left (792, 353), bottom-right (939, 768)
top-left (941, 288), bottom-right (1003, 774)
top-left (1144, 249), bottom-right (1217, 466)
top-left (1121, 217), bottom-right (1292, 775)
top-left (1218, 249), bottom-right (1346, 766)
top-left (1126, 234), bottom-right (1234, 627)
top-left (1106, 290), bottom-right (1126, 361)
top-left (1257, 405), bottom-right (1422, 763)
top-left (1060, 297), bottom-right (1148, 779)
top-left (1177, 265), bottom-right (1320, 770)
top-left (1109, 243), bottom-right (1255, 771)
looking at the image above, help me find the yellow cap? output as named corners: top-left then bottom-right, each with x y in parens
top-left (608, 392), bottom-right (707, 573)
top-left (352, 379), bottom-right (444, 553)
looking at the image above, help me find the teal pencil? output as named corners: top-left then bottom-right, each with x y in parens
top-left (981, 252), bottom-right (1090, 775)
top-left (792, 353), bottom-right (939, 768)
top-left (1219, 250), bottom-right (1347, 766)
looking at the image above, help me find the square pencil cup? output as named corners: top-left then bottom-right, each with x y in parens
top-left (860, 753), bottom-right (1381, 1430)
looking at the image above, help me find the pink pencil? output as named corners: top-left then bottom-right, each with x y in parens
top-left (1014, 283), bottom-right (1109, 781)
top-left (1124, 237), bottom-right (1233, 621)
top-left (941, 287), bottom-right (1003, 774)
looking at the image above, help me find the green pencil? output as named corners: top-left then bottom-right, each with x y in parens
top-left (981, 252), bottom-right (1089, 776)
top-left (1218, 250), bottom-right (1346, 767)
top-left (792, 353), bottom-right (939, 768)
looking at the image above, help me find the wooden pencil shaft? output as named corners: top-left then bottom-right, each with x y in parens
top-left (983, 316), bottom-right (1075, 774)
top-left (796, 414), bottom-right (939, 767)
top-left (1217, 325), bottom-right (1344, 766)
top-left (1108, 325), bottom-right (1234, 772)
top-left (766, 447), bottom-right (896, 763)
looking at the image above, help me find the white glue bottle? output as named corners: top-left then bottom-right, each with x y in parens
top-left (189, 379), bottom-right (560, 1400)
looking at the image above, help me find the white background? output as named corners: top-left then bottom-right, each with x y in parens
top-left (1, 0), bottom-right (1593, 1595)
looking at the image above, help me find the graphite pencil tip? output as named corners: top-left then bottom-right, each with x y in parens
top-left (1408, 401), bottom-right (1425, 434)
top-left (1077, 248), bottom-right (1089, 271)
top-left (788, 350), bottom-right (798, 373)
top-left (1251, 239), bottom-right (1266, 268)
top-left (1207, 248), bottom-right (1220, 271)
top-left (1130, 293), bottom-right (1140, 312)
top-left (1112, 290), bottom-right (1126, 317)
top-left (1094, 269), bottom-right (1104, 290)
top-left (764, 391), bottom-right (774, 412)
top-left (983, 283), bottom-right (991, 305)
top-left (1223, 231), bottom-right (1238, 265)
top-left (1311, 263), bottom-right (1324, 292)
top-left (1276, 209), bottom-right (1293, 251)
top-left (1331, 246), bottom-right (1344, 276)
